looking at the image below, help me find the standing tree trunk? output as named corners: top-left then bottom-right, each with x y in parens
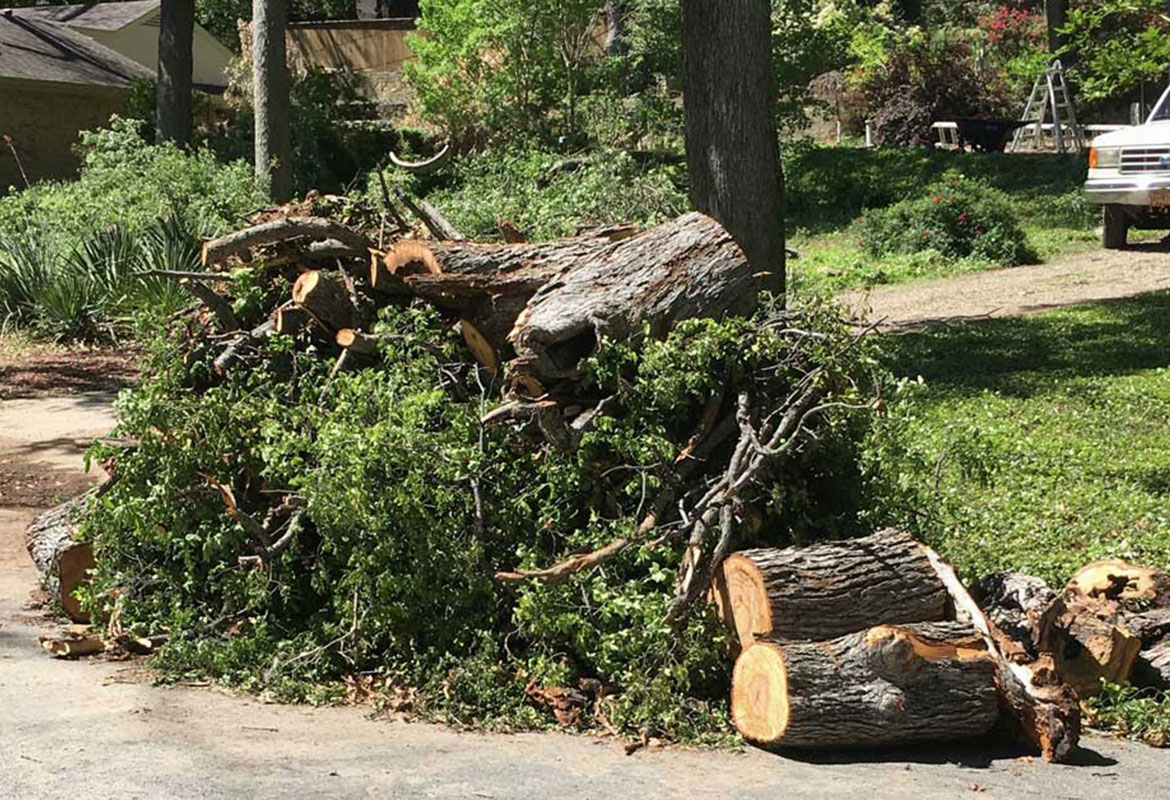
top-left (1045, 0), bottom-right (1067, 54)
top-left (682, 0), bottom-right (785, 297)
top-left (253, 0), bottom-right (293, 202)
top-left (157, 0), bottom-right (195, 144)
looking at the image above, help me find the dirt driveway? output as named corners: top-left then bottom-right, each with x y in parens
top-left (845, 241), bottom-right (1170, 325)
top-left (4, 250), bottom-right (1170, 798)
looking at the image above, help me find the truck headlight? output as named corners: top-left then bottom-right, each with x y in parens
top-left (1089, 147), bottom-right (1121, 169)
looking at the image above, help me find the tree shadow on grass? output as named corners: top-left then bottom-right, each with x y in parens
top-left (879, 291), bottom-right (1170, 398)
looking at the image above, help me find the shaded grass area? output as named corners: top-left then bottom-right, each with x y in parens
top-left (870, 292), bottom-right (1170, 587)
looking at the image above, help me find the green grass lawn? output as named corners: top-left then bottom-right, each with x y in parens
top-left (870, 291), bottom-right (1170, 586)
top-left (784, 147), bottom-right (1107, 292)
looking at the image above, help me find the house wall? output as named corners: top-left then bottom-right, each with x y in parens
top-left (0, 80), bottom-right (128, 191)
top-left (287, 20), bottom-right (418, 116)
top-left (81, 21), bottom-right (234, 89)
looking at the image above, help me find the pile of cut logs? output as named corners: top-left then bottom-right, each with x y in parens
top-left (713, 529), bottom-right (1170, 762)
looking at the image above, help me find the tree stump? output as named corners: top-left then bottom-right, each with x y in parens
top-left (711, 529), bottom-right (948, 647)
top-left (292, 271), bottom-right (356, 332)
top-left (731, 622), bottom-right (1000, 749)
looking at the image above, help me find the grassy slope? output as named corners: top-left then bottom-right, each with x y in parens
top-left (872, 292), bottom-right (1170, 586)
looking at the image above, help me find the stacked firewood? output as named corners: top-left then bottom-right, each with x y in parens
top-left (713, 530), bottom-right (1170, 762)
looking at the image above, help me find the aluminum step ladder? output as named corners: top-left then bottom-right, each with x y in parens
top-left (1009, 60), bottom-right (1085, 153)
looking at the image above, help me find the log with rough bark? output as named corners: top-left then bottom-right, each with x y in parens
top-left (924, 548), bottom-right (1080, 763)
top-left (180, 278), bottom-right (238, 331)
top-left (202, 216), bottom-right (373, 266)
top-left (25, 497), bottom-right (95, 623)
top-left (292, 271), bottom-right (357, 332)
top-left (977, 572), bottom-right (1064, 661)
top-left (711, 529), bottom-right (948, 647)
top-left (731, 622), bottom-right (1000, 749)
top-left (509, 212), bottom-right (761, 381)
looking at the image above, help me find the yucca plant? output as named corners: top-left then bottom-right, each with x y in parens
top-left (0, 230), bottom-right (57, 330)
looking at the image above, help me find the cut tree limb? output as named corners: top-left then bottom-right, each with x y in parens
top-left (202, 217), bottom-right (373, 266)
top-left (393, 187), bottom-right (463, 241)
top-left (336, 328), bottom-right (379, 356)
top-left (509, 212), bottom-right (761, 382)
top-left (732, 622), bottom-right (999, 749)
top-left (712, 529), bottom-right (949, 647)
top-left (292, 271), bottom-right (357, 332)
top-left (180, 278), bottom-right (238, 331)
top-left (275, 304), bottom-right (310, 335)
top-left (25, 496), bottom-right (97, 623)
top-left (924, 547), bottom-right (1080, 763)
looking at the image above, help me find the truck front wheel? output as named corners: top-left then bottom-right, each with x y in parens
top-left (1103, 205), bottom-right (1129, 250)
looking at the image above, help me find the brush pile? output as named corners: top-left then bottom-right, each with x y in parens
top-left (40, 188), bottom-right (877, 740)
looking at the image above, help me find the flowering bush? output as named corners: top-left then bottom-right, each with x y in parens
top-left (856, 171), bottom-right (1034, 266)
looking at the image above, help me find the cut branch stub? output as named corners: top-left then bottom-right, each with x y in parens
top-left (732, 622), bottom-right (999, 749)
top-left (712, 529), bottom-right (948, 648)
top-left (292, 271), bottom-right (356, 332)
top-left (336, 328), bottom-right (379, 356)
top-left (509, 212), bottom-right (761, 382)
top-left (275, 304), bottom-right (310, 335)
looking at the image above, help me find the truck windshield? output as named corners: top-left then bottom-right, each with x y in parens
top-left (1150, 86), bottom-right (1170, 122)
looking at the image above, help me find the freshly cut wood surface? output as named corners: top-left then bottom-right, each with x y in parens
top-left (711, 529), bottom-right (948, 647)
top-left (335, 328), bottom-right (378, 356)
top-left (25, 497), bottom-right (93, 623)
top-left (1066, 559), bottom-right (1170, 606)
top-left (1054, 599), bottom-right (1141, 697)
top-left (731, 622), bottom-right (999, 749)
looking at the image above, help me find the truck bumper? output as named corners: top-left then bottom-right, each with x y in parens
top-left (1084, 175), bottom-right (1170, 206)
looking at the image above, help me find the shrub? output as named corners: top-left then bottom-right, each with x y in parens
top-left (401, 147), bottom-right (688, 241)
top-left (856, 171), bottom-right (1034, 265)
top-left (0, 118), bottom-right (261, 243)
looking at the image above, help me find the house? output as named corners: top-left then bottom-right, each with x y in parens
top-left (0, 9), bottom-right (153, 188)
top-left (8, 1), bottom-right (233, 92)
top-left (286, 17), bottom-right (418, 117)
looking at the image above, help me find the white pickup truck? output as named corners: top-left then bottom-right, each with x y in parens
top-left (1085, 84), bottom-right (1170, 249)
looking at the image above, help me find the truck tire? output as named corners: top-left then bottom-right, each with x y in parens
top-left (1103, 205), bottom-right (1129, 250)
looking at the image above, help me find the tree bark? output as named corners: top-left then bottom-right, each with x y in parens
top-left (157, 0), bottom-right (195, 144)
top-left (25, 497), bottom-right (95, 623)
top-left (1045, 0), bottom-right (1067, 54)
top-left (253, 0), bottom-right (293, 202)
top-left (977, 572), bottom-right (1064, 662)
top-left (711, 529), bottom-right (948, 648)
top-left (732, 622), bottom-right (1000, 749)
top-left (924, 548), bottom-right (1080, 763)
top-left (509, 212), bottom-right (759, 382)
top-left (682, 0), bottom-right (784, 295)
top-left (202, 217), bottom-right (374, 267)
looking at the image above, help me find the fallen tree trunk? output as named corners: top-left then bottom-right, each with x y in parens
top-left (732, 622), bottom-right (999, 749)
top-left (711, 529), bottom-right (948, 647)
top-left (509, 212), bottom-right (760, 382)
top-left (202, 217), bottom-right (373, 266)
top-left (977, 572), bottom-right (1064, 661)
top-left (1054, 598), bottom-right (1142, 697)
top-left (25, 497), bottom-right (96, 623)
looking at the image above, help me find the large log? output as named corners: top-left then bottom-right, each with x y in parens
top-left (711, 529), bottom-right (948, 647)
top-left (509, 212), bottom-right (760, 381)
top-left (25, 497), bottom-right (95, 623)
top-left (977, 572), bottom-right (1064, 661)
top-left (732, 622), bottom-right (1000, 749)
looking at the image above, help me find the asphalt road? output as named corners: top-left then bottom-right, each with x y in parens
top-left (3, 394), bottom-right (1169, 800)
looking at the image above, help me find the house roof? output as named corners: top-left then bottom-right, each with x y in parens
top-left (0, 9), bottom-right (152, 88)
top-left (5, 1), bottom-right (157, 32)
